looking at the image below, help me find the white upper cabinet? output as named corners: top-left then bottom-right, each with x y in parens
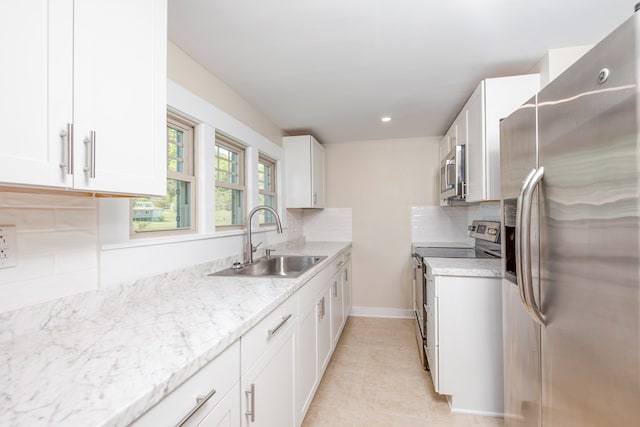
top-left (283, 135), bottom-right (325, 209)
top-left (464, 74), bottom-right (540, 202)
top-left (0, 0), bottom-right (167, 196)
top-left (0, 0), bottom-right (73, 188)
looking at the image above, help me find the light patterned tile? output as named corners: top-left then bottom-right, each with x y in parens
top-left (309, 316), bottom-right (505, 427)
top-left (302, 403), bottom-right (356, 427)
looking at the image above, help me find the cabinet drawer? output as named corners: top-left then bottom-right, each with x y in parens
top-left (330, 254), bottom-right (346, 277)
top-left (241, 294), bottom-right (296, 373)
top-left (131, 340), bottom-right (239, 427)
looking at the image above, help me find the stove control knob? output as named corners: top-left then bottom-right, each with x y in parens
top-left (488, 228), bottom-right (498, 235)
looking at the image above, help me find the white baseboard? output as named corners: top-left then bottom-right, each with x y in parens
top-left (348, 306), bottom-right (413, 319)
top-left (447, 396), bottom-right (504, 417)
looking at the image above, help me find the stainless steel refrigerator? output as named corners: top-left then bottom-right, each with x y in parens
top-left (500, 11), bottom-right (640, 427)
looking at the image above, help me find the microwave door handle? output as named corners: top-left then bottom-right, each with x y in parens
top-left (521, 167), bottom-right (546, 327)
top-left (445, 159), bottom-right (455, 188)
top-left (516, 168), bottom-right (536, 313)
top-left (455, 145), bottom-right (465, 197)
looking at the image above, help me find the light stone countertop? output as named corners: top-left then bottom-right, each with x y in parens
top-left (0, 241), bottom-right (351, 427)
top-left (422, 257), bottom-right (502, 277)
top-left (412, 241), bottom-right (502, 278)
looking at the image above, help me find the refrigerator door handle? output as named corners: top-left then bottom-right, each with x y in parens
top-left (516, 168), bottom-right (537, 311)
top-left (520, 166), bottom-right (546, 327)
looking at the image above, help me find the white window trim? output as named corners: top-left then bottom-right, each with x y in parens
top-left (214, 131), bottom-right (247, 230)
top-left (129, 113), bottom-right (197, 239)
top-left (98, 80), bottom-right (287, 249)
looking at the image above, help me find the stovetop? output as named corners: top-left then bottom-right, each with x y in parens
top-left (414, 220), bottom-right (502, 260)
top-left (414, 246), bottom-right (498, 259)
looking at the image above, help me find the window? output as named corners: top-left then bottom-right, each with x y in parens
top-left (258, 154), bottom-right (277, 225)
top-left (215, 132), bottom-right (245, 228)
top-left (131, 114), bottom-right (196, 236)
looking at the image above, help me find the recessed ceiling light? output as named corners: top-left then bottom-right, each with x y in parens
top-left (381, 117), bottom-right (391, 122)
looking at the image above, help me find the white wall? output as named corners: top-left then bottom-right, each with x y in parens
top-left (323, 137), bottom-right (440, 314)
top-left (168, 42), bottom-right (284, 146)
top-left (530, 45), bottom-right (593, 88)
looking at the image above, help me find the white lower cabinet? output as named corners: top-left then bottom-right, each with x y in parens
top-left (425, 265), bottom-right (504, 415)
top-left (341, 252), bottom-right (352, 323)
top-left (295, 266), bottom-right (331, 426)
top-left (198, 383), bottom-right (241, 427)
top-left (132, 248), bottom-right (352, 427)
top-left (330, 270), bottom-right (345, 346)
top-left (241, 295), bottom-right (296, 427)
top-left (131, 340), bottom-right (240, 427)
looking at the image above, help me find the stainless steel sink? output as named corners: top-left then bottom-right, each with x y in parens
top-left (210, 255), bottom-right (327, 278)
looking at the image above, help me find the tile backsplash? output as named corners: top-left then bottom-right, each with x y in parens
top-left (302, 208), bottom-right (352, 242)
top-left (411, 202), bottom-right (501, 244)
top-left (0, 192), bottom-right (98, 313)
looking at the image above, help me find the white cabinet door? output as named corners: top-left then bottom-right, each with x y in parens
top-left (330, 271), bottom-right (344, 346)
top-left (283, 135), bottom-right (325, 208)
top-left (296, 292), bottom-right (319, 425)
top-left (198, 383), bottom-right (240, 427)
top-left (0, 0), bottom-right (73, 188)
top-left (465, 75), bottom-right (540, 202)
top-left (317, 286), bottom-right (332, 376)
top-left (72, 0), bottom-right (166, 195)
top-left (241, 325), bottom-right (295, 427)
top-left (311, 137), bottom-right (325, 208)
top-left (0, 0), bottom-right (166, 196)
top-left (342, 259), bottom-right (352, 319)
top-left (465, 83), bottom-right (486, 203)
top-left (131, 341), bottom-right (240, 427)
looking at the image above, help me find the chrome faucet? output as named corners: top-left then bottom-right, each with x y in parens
top-left (246, 205), bottom-right (283, 264)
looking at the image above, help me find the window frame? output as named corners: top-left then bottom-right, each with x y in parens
top-left (258, 153), bottom-right (278, 226)
top-left (215, 131), bottom-right (246, 230)
top-left (129, 113), bottom-right (197, 238)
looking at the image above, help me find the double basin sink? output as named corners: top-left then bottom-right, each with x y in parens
top-left (210, 255), bottom-right (327, 278)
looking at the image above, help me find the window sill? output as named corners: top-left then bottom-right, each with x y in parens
top-left (101, 225), bottom-right (285, 251)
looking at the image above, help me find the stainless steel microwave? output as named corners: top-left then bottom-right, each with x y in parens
top-left (440, 144), bottom-right (465, 199)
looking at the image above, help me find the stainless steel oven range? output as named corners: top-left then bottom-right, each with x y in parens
top-left (412, 220), bottom-right (501, 370)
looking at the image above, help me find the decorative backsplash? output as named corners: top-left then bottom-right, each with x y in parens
top-left (411, 202), bottom-right (501, 243)
top-left (0, 192), bottom-right (99, 313)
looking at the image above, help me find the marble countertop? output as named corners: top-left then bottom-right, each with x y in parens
top-left (412, 241), bottom-right (502, 278)
top-left (0, 241), bottom-right (351, 427)
top-left (423, 257), bottom-right (502, 277)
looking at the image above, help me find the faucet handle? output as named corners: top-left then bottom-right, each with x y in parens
top-left (265, 248), bottom-right (276, 259)
top-left (251, 241), bottom-right (263, 253)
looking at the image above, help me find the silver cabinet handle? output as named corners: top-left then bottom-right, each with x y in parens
top-left (83, 131), bottom-right (96, 178)
top-left (245, 383), bottom-right (255, 422)
top-left (267, 314), bottom-right (292, 338)
top-left (337, 260), bottom-right (343, 269)
top-left (318, 296), bottom-right (326, 319)
top-left (59, 123), bottom-right (73, 174)
top-left (175, 387), bottom-right (217, 427)
top-left (516, 167), bottom-right (546, 327)
top-left (332, 282), bottom-right (338, 297)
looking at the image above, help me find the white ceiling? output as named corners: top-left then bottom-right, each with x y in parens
top-left (168, 0), bottom-right (634, 143)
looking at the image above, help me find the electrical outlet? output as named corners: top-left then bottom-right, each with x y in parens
top-left (0, 225), bottom-right (17, 268)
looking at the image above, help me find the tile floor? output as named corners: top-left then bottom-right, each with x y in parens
top-left (302, 316), bottom-right (504, 427)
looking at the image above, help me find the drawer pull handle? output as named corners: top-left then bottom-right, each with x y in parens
top-left (267, 314), bottom-right (292, 338)
top-left (337, 261), bottom-right (343, 269)
top-left (175, 387), bottom-right (217, 427)
top-left (245, 383), bottom-right (256, 422)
